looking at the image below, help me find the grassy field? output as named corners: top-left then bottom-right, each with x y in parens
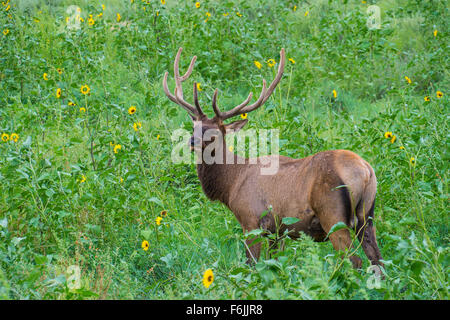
top-left (0, 0), bottom-right (448, 300)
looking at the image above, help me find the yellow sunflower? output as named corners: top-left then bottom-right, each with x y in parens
top-left (195, 2), bottom-right (200, 8)
top-left (57, 68), bottom-right (63, 75)
top-left (390, 135), bottom-right (396, 144)
top-left (141, 240), bottom-right (149, 251)
top-left (267, 59), bottom-right (276, 68)
top-left (436, 91), bottom-right (443, 98)
top-left (80, 84), bottom-right (90, 95)
top-left (79, 107), bottom-right (86, 113)
top-left (384, 131), bottom-right (393, 139)
top-left (56, 88), bottom-right (62, 98)
top-left (240, 113), bottom-right (248, 119)
top-left (156, 216), bottom-right (162, 226)
top-left (202, 269), bottom-right (214, 288)
top-left (3, 29), bottom-right (9, 35)
top-left (289, 58), bottom-right (296, 64)
top-left (254, 61), bottom-right (262, 69)
top-left (43, 73), bottom-right (48, 81)
top-left (424, 96), bottom-right (430, 102)
top-left (332, 89), bottom-right (337, 99)
top-left (1, 133), bottom-right (9, 142)
top-left (404, 76), bottom-right (411, 84)
top-left (128, 106), bottom-right (137, 115)
top-left (116, 13), bottom-right (121, 22)
top-left (10, 133), bottom-right (19, 142)
top-left (133, 121), bottom-right (142, 131)
top-left (113, 144), bottom-right (122, 154)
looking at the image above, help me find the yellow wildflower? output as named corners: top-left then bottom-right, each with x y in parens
top-left (128, 106), bottom-right (137, 115)
top-left (267, 59), bottom-right (276, 68)
top-left (332, 89), bottom-right (337, 99)
top-left (424, 96), bottom-right (430, 102)
top-left (436, 91), bottom-right (443, 98)
top-left (56, 88), bottom-right (62, 98)
top-left (289, 58), bottom-right (296, 64)
top-left (88, 17), bottom-right (95, 25)
top-left (141, 240), bottom-right (149, 251)
top-left (404, 76), bottom-right (411, 84)
top-left (433, 29), bottom-right (437, 37)
top-left (156, 216), bottom-right (162, 226)
top-left (116, 13), bottom-right (121, 22)
top-left (2, 29), bottom-right (9, 35)
top-left (79, 174), bottom-right (86, 183)
top-left (57, 68), bottom-right (63, 75)
top-left (202, 269), bottom-right (214, 288)
top-left (10, 133), bottom-right (19, 142)
top-left (161, 0), bottom-right (166, 4)
top-left (80, 84), bottom-right (90, 95)
top-left (1, 133), bottom-right (9, 142)
top-left (196, 83), bottom-right (202, 91)
top-left (43, 73), bottom-right (49, 81)
top-left (293, 5), bottom-right (297, 11)
top-left (254, 61), bottom-right (262, 69)
top-left (409, 157), bottom-right (416, 166)
top-left (390, 135), bottom-right (396, 144)
top-left (133, 122), bottom-right (142, 131)
top-left (384, 131), bottom-right (393, 139)
top-left (113, 144), bottom-right (122, 154)
top-left (79, 107), bottom-right (86, 113)
top-left (304, 11), bottom-right (309, 16)
top-left (240, 113), bottom-right (248, 120)
top-left (195, 2), bottom-right (200, 8)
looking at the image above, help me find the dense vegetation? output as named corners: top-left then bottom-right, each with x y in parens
top-left (0, 0), bottom-right (448, 299)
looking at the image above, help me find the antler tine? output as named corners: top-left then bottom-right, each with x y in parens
top-left (162, 47), bottom-right (200, 116)
top-left (193, 82), bottom-right (205, 116)
top-left (260, 48), bottom-right (285, 105)
top-left (214, 48), bottom-right (285, 121)
top-left (237, 79), bottom-right (267, 114)
top-left (238, 48), bottom-right (285, 115)
top-left (212, 89), bottom-right (253, 120)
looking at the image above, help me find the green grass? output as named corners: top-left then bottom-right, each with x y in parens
top-left (0, 0), bottom-right (448, 299)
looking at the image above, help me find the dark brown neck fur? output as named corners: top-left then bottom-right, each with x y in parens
top-left (196, 143), bottom-right (245, 205)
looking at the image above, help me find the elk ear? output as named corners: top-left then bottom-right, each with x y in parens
top-left (224, 119), bottom-right (248, 133)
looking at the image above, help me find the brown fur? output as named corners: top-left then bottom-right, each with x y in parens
top-left (193, 118), bottom-right (383, 268)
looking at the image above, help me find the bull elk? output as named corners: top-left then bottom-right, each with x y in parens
top-left (163, 47), bottom-right (383, 269)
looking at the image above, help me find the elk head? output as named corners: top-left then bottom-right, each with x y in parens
top-left (163, 47), bottom-right (285, 161)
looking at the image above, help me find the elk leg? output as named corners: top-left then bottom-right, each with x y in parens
top-left (244, 238), bottom-right (261, 265)
top-left (356, 223), bottom-right (383, 267)
top-left (328, 228), bottom-right (362, 269)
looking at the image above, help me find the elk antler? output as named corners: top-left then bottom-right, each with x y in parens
top-left (163, 47), bottom-right (205, 117)
top-left (212, 48), bottom-right (285, 121)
